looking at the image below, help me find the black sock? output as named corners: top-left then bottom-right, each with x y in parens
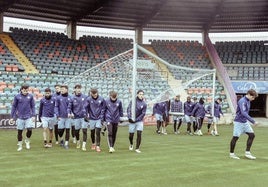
top-left (65, 129), bottom-right (70, 141)
top-left (230, 136), bottom-right (239, 153)
top-left (197, 118), bottom-right (204, 130)
top-left (187, 122), bottom-right (191, 132)
top-left (82, 129), bottom-right (87, 142)
top-left (136, 131), bottom-right (142, 149)
top-left (156, 120), bottom-right (161, 131)
top-left (173, 120), bottom-right (177, 132)
top-left (246, 133), bottom-right (255, 151)
top-left (54, 124), bottom-right (59, 141)
top-left (107, 124), bottom-right (113, 147)
top-left (75, 129), bottom-right (80, 141)
top-left (129, 133), bottom-right (134, 145)
top-left (193, 121), bottom-right (197, 132)
top-left (112, 124), bottom-right (118, 146)
top-left (17, 130), bottom-right (23, 141)
top-left (26, 128), bottom-right (32, 138)
top-left (177, 120), bottom-right (182, 130)
top-left (207, 123), bottom-right (211, 131)
top-left (96, 128), bottom-right (101, 146)
top-left (71, 125), bottom-right (75, 138)
top-left (91, 129), bottom-right (95, 144)
top-left (58, 129), bottom-right (64, 138)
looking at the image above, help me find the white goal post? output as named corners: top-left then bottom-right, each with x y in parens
top-left (65, 42), bottom-right (217, 120)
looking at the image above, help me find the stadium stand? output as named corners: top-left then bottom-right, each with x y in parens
top-left (150, 39), bottom-right (229, 112)
top-left (215, 41), bottom-right (268, 80)
top-left (151, 39), bottom-right (212, 69)
top-left (9, 27), bottom-right (133, 75)
top-left (3, 29), bottom-right (266, 115)
top-left (1, 28), bottom-right (234, 114)
top-left (0, 36), bottom-right (23, 72)
top-left (1, 28), bottom-right (169, 114)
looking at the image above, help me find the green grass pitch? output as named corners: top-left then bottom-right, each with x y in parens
top-left (0, 124), bottom-right (268, 187)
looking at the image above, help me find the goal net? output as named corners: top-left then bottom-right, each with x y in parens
top-left (65, 44), bottom-right (216, 120)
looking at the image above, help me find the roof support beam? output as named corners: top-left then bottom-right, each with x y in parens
top-left (138, 0), bottom-right (167, 28)
top-left (67, 20), bottom-right (77, 40)
top-left (0, 0), bottom-right (19, 13)
top-left (135, 27), bottom-right (143, 45)
top-left (0, 13), bottom-right (3, 32)
top-left (70, 0), bottom-right (111, 22)
top-left (203, 0), bottom-right (225, 32)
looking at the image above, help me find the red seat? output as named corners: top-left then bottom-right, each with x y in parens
top-left (5, 65), bottom-right (12, 72)
top-left (12, 65), bottom-right (18, 72)
top-left (94, 54), bottom-right (99, 59)
top-left (187, 88), bottom-right (193, 94)
top-left (193, 87), bottom-right (199, 94)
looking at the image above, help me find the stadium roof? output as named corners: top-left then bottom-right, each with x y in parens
top-left (0, 0), bottom-right (268, 33)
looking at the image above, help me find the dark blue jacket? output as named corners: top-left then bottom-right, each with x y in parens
top-left (234, 96), bottom-right (255, 124)
top-left (104, 98), bottom-right (124, 123)
top-left (68, 94), bottom-right (88, 119)
top-left (191, 102), bottom-right (206, 118)
top-left (153, 101), bottom-right (168, 116)
top-left (55, 94), bottom-right (72, 118)
top-left (127, 97), bottom-right (147, 122)
top-left (39, 97), bottom-right (56, 118)
top-left (52, 92), bottom-right (60, 100)
top-left (86, 95), bottom-right (105, 120)
top-left (184, 101), bottom-right (194, 115)
top-left (206, 101), bottom-right (223, 118)
top-left (11, 93), bottom-right (35, 119)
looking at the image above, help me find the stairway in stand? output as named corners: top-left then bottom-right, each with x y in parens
top-left (0, 33), bottom-right (38, 73)
top-left (142, 44), bottom-right (188, 100)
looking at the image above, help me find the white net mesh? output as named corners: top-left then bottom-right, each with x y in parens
top-left (65, 45), bottom-right (216, 115)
